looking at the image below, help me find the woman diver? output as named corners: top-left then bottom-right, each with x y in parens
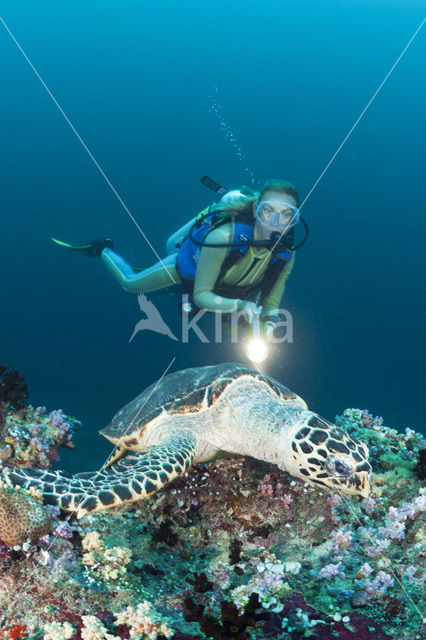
top-left (53, 179), bottom-right (305, 337)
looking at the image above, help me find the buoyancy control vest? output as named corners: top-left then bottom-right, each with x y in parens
top-left (176, 205), bottom-right (293, 303)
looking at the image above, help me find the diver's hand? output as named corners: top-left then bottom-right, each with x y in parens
top-left (263, 321), bottom-right (276, 340)
top-left (261, 314), bottom-right (284, 341)
top-left (237, 300), bottom-right (261, 324)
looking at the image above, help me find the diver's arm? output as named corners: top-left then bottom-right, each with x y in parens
top-left (193, 225), bottom-right (242, 313)
top-left (261, 253), bottom-right (295, 318)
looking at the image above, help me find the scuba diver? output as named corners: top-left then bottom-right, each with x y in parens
top-left (53, 178), bottom-right (308, 338)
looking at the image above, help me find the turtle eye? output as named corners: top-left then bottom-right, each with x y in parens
top-left (325, 456), bottom-right (353, 478)
top-left (335, 461), bottom-right (350, 476)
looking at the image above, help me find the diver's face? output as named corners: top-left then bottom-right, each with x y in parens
top-left (254, 191), bottom-right (298, 240)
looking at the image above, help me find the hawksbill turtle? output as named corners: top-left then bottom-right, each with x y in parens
top-left (3, 363), bottom-right (372, 519)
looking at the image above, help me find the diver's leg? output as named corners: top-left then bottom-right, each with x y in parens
top-left (101, 249), bottom-right (179, 294)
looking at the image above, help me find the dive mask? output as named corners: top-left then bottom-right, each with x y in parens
top-left (255, 200), bottom-right (300, 240)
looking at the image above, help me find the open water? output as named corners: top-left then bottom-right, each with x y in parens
top-left (0, 0), bottom-right (424, 472)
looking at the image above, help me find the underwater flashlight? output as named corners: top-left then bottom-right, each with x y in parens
top-left (246, 310), bottom-right (269, 364)
top-left (246, 337), bottom-right (269, 363)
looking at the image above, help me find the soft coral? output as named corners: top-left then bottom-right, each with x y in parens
top-left (0, 365), bottom-right (28, 410)
top-left (0, 626), bottom-right (27, 639)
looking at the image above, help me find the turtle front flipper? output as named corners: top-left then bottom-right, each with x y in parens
top-left (3, 430), bottom-right (198, 518)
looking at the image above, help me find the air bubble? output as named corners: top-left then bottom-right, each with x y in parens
top-left (209, 84), bottom-right (257, 185)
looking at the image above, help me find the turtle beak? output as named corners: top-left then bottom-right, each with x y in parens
top-left (359, 471), bottom-right (372, 498)
top-left (339, 469), bottom-right (372, 498)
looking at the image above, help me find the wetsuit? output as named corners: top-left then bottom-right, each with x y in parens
top-left (101, 219), bottom-right (294, 320)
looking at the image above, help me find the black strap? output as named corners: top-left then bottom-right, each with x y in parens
top-left (216, 249), bottom-right (244, 283)
top-left (214, 282), bottom-right (261, 299)
top-left (259, 257), bottom-right (290, 304)
top-left (177, 258), bottom-right (261, 301)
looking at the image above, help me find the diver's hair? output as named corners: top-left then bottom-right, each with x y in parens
top-left (213, 179), bottom-right (300, 220)
top-left (213, 188), bottom-right (257, 219)
top-left (259, 179), bottom-right (300, 208)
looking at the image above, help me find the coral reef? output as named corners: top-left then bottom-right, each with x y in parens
top-left (42, 602), bottom-right (174, 640)
top-left (0, 626), bottom-right (28, 639)
top-left (0, 369), bottom-right (79, 548)
top-left (0, 365), bottom-right (79, 476)
top-left (0, 481), bottom-right (51, 546)
top-left (183, 591), bottom-right (271, 639)
top-left (0, 365), bottom-right (28, 411)
top-left (0, 400), bottom-right (424, 639)
top-left (81, 530), bottom-right (132, 583)
top-left (0, 404), bottom-right (79, 470)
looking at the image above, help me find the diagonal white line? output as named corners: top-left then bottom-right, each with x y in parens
top-left (247, 17), bottom-right (426, 612)
top-left (326, 485), bottom-right (424, 621)
top-left (102, 355), bottom-right (177, 462)
top-left (250, 360), bottom-right (424, 621)
top-left (249, 17), bottom-right (425, 284)
top-left (0, 356), bottom-right (176, 628)
top-left (0, 16), bottom-right (177, 285)
top-left (299, 16), bottom-right (425, 213)
top-left (2, 356), bottom-right (423, 624)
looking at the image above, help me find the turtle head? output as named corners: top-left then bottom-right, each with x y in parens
top-left (288, 415), bottom-right (372, 498)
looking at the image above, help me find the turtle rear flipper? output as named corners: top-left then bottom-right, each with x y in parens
top-left (3, 430), bottom-right (198, 518)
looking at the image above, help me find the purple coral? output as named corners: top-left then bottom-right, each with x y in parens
top-left (361, 497), bottom-right (376, 515)
top-left (318, 562), bottom-right (346, 580)
top-left (54, 520), bottom-right (74, 540)
top-left (257, 473), bottom-right (294, 507)
top-left (364, 570), bottom-right (394, 596)
top-left (378, 490), bottom-right (425, 541)
top-left (1, 405), bottom-right (80, 469)
top-left (357, 563), bottom-right (373, 579)
top-left (330, 527), bottom-right (353, 553)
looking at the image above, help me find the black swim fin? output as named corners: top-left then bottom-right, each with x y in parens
top-left (51, 236), bottom-right (114, 257)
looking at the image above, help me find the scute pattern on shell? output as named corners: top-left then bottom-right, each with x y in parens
top-left (0, 484), bottom-right (51, 546)
top-left (100, 363), bottom-right (303, 443)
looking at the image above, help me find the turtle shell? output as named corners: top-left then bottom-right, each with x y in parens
top-left (99, 362), bottom-right (305, 443)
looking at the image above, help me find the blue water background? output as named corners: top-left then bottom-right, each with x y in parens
top-left (1, 1), bottom-right (425, 472)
